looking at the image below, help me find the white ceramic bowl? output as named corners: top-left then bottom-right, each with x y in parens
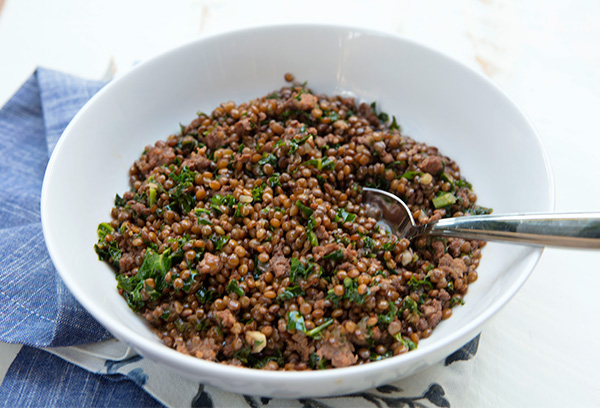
top-left (41, 24), bottom-right (553, 398)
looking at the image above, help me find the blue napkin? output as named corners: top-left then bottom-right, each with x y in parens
top-left (0, 68), bottom-right (480, 408)
top-left (0, 68), bottom-right (161, 406)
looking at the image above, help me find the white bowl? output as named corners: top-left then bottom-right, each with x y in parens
top-left (41, 24), bottom-right (553, 398)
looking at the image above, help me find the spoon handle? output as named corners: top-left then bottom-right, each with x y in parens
top-left (423, 213), bottom-right (600, 248)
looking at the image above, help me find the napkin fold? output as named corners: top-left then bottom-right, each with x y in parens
top-left (0, 68), bottom-right (480, 407)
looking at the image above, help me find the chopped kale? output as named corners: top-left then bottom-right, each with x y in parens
top-left (116, 249), bottom-right (172, 311)
top-left (334, 208), bottom-right (356, 224)
top-left (168, 166), bottom-right (197, 213)
top-left (251, 183), bottom-right (266, 203)
top-left (393, 333), bottom-right (417, 350)
top-left (278, 285), bottom-right (305, 301)
top-left (209, 234), bottom-right (230, 251)
top-left (295, 201), bottom-right (313, 217)
top-left (226, 279), bottom-right (245, 297)
top-left (114, 194), bottom-right (126, 208)
top-left (286, 311), bottom-right (306, 332)
top-left (323, 249), bottom-right (344, 261)
top-left (401, 171), bottom-right (423, 180)
top-left (289, 257), bottom-right (320, 283)
top-left (303, 157), bottom-right (336, 171)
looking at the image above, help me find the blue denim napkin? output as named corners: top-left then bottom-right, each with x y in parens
top-left (0, 68), bottom-right (161, 406)
top-left (0, 68), bottom-right (480, 408)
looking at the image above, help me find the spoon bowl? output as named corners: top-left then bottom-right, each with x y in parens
top-left (363, 187), bottom-right (600, 249)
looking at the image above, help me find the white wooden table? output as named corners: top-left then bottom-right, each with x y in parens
top-left (1, 1), bottom-right (599, 406)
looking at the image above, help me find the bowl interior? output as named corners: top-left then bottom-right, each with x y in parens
top-left (41, 24), bottom-right (552, 398)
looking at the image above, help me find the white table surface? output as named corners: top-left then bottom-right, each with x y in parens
top-left (1, 1), bottom-right (599, 406)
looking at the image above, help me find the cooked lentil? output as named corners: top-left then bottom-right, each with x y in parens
top-left (94, 74), bottom-right (491, 370)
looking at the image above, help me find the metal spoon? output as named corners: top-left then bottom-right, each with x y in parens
top-left (362, 187), bottom-right (600, 249)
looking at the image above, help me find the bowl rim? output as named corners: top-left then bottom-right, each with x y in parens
top-left (40, 22), bottom-right (555, 386)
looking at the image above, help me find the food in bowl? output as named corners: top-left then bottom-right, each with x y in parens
top-left (94, 74), bottom-right (491, 370)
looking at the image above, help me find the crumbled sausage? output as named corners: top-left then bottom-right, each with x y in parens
top-left (317, 340), bottom-right (358, 368)
top-left (135, 141), bottom-right (175, 177)
top-left (182, 151), bottom-right (214, 171)
top-left (419, 155), bottom-right (444, 174)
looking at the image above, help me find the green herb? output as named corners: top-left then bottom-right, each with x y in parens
top-left (278, 285), bottom-right (305, 301)
top-left (362, 235), bottom-right (377, 250)
top-left (195, 288), bottom-right (214, 304)
top-left (238, 143), bottom-right (245, 153)
top-left (174, 318), bottom-right (189, 334)
top-left (210, 234), bottom-right (230, 251)
top-left (432, 192), bottom-right (457, 208)
top-left (268, 173), bottom-right (282, 188)
top-left (116, 249), bottom-right (172, 311)
top-left (182, 270), bottom-right (198, 292)
top-left (209, 194), bottom-right (236, 214)
top-left (393, 333), bottom-right (417, 350)
top-left (226, 279), bottom-right (245, 297)
top-left (455, 179), bottom-right (472, 189)
top-left (168, 166), bottom-right (197, 213)
top-left (370, 350), bottom-right (394, 361)
top-left (303, 157), bottom-right (336, 171)
top-left (258, 153), bottom-right (278, 169)
top-left (198, 218), bottom-right (213, 225)
top-left (323, 249), bottom-right (344, 261)
top-left (251, 183), bottom-right (266, 203)
top-left (466, 205), bottom-right (493, 215)
top-left (334, 208), bottom-right (356, 224)
top-left (324, 110), bottom-right (340, 122)
top-left (334, 234), bottom-right (352, 247)
top-left (407, 276), bottom-right (433, 292)
top-left (295, 201), bottom-right (313, 217)
top-left (401, 171), bottom-right (423, 180)
top-left (195, 207), bottom-right (211, 216)
top-left (280, 109), bottom-right (309, 121)
top-left (289, 257), bottom-right (319, 283)
top-left (296, 201), bottom-right (318, 246)
top-left (233, 347), bottom-right (283, 368)
top-left (114, 194), bottom-right (126, 207)
top-left (234, 203), bottom-right (246, 218)
top-left (378, 302), bottom-right (398, 325)
top-left (450, 297), bottom-right (465, 307)
top-left (401, 296), bottom-right (420, 315)
top-left (389, 115), bottom-right (400, 130)
top-left (266, 93), bottom-right (279, 99)
top-left (286, 134), bottom-right (311, 154)
top-left (305, 318), bottom-right (333, 339)
top-left (326, 277), bottom-right (368, 307)
top-left (94, 223), bottom-right (121, 267)
top-left (306, 230), bottom-right (319, 247)
top-left (196, 318), bottom-right (210, 331)
top-left (381, 240), bottom-right (397, 252)
top-left (161, 307), bottom-right (171, 321)
top-left (370, 101), bottom-right (390, 123)
top-left (286, 311), bottom-right (306, 332)
top-left (287, 311), bottom-right (332, 339)
top-left (97, 223), bottom-right (113, 240)
top-left (309, 353), bottom-right (327, 370)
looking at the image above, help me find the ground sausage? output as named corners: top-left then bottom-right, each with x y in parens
top-left (317, 340), bottom-right (358, 368)
top-left (418, 155), bottom-right (444, 174)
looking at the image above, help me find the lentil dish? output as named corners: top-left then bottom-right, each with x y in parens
top-left (94, 74), bottom-right (491, 370)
